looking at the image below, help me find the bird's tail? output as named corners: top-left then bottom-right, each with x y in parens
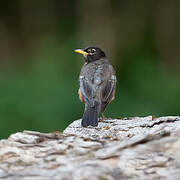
top-left (81, 101), bottom-right (100, 127)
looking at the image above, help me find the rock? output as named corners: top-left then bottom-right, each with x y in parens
top-left (0, 116), bottom-right (180, 180)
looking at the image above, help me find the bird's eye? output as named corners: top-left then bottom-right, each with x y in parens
top-left (91, 49), bottom-right (96, 53)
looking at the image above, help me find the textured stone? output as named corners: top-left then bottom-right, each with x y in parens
top-left (0, 116), bottom-right (180, 179)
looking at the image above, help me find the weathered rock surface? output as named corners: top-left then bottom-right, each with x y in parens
top-left (0, 116), bottom-right (180, 180)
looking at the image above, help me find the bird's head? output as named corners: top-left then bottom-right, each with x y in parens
top-left (75, 46), bottom-right (106, 63)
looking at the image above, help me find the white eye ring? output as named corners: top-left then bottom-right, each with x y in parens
top-left (91, 49), bottom-right (96, 53)
top-left (89, 49), bottom-right (96, 54)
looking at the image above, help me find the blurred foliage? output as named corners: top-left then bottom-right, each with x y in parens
top-left (0, 0), bottom-right (180, 138)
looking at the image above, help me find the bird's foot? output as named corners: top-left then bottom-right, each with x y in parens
top-left (99, 113), bottom-right (107, 122)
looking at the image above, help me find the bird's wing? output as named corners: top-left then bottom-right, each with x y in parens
top-left (101, 65), bottom-right (116, 103)
top-left (79, 62), bottom-right (106, 107)
top-left (79, 75), bottom-right (95, 107)
top-left (79, 63), bottom-right (116, 108)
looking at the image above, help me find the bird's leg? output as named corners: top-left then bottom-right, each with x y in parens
top-left (100, 113), bottom-right (106, 121)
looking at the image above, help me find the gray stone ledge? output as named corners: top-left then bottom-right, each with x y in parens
top-left (0, 116), bottom-right (180, 180)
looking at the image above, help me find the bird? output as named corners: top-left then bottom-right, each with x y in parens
top-left (75, 46), bottom-right (116, 127)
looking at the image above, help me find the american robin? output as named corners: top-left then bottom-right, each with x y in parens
top-left (75, 46), bottom-right (116, 127)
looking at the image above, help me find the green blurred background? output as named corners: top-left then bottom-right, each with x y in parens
top-left (0, 0), bottom-right (180, 139)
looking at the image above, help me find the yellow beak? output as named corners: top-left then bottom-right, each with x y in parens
top-left (74, 49), bottom-right (88, 55)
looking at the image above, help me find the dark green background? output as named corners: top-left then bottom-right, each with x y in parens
top-left (0, 0), bottom-right (180, 138)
